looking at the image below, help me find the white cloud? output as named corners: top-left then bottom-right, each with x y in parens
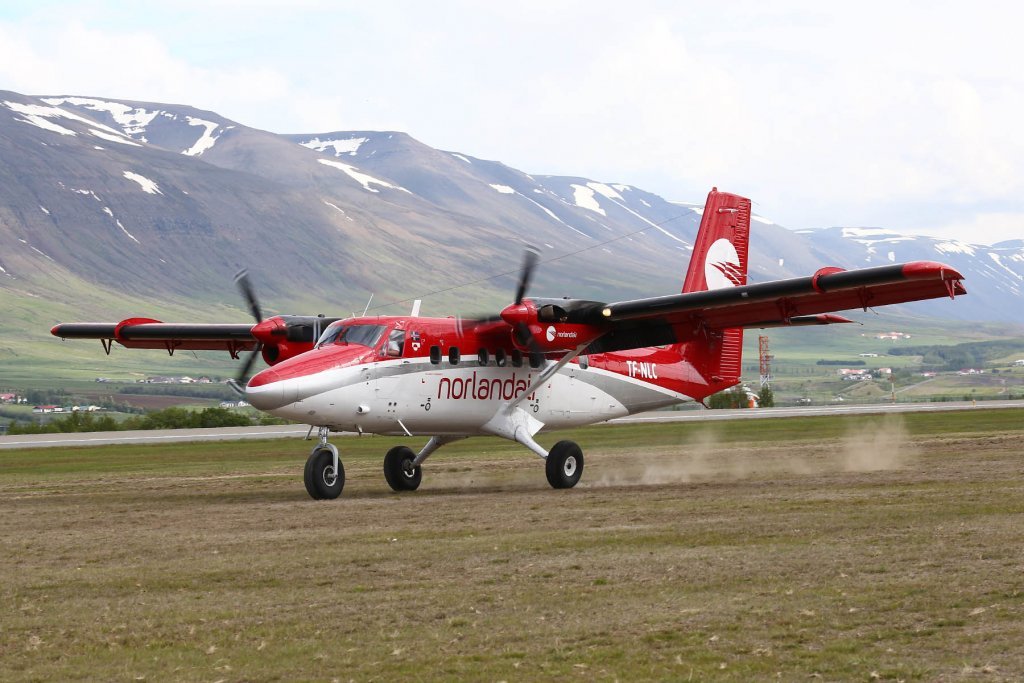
top-left (903, 212), bottom-right (1024, 246)
top-left (0, 20), bottom-right (290, 125)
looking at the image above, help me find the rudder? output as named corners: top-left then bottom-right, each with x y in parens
top-left (677, 188), bottom-right (752, 395)
top-left (682, 187), bottom-right (752, 294)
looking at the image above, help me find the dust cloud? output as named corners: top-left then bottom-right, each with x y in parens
top-left (839, 413), bottom-right (918, 472)
top-left (585, 414), bottom-right (918, 489)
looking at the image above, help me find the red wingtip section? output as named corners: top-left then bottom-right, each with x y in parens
top-left (900, 261), bottom-right (965, 280)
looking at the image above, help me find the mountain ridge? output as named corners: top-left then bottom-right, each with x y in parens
top-left (2, 90), bottom-right (1021, 331)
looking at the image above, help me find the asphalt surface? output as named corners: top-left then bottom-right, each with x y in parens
top-left (1, 400), bottom-right (1021, 450)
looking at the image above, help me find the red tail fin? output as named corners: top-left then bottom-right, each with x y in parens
top-left (676, 188), bottom-right (752, 395)
top-left (682, 188), bottom-right (752, 293)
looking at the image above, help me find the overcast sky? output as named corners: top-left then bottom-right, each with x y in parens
top-left (2, 1), bottom-right (1022, 244)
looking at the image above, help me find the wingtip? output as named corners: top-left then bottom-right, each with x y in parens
top-left (901, 260), bottom-right (965, 281)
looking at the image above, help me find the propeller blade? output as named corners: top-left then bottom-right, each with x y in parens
top-left (514, 247), bottom-right (539, 305)
top-left (227, 343), bottom-right (263, 395)
top-left (234, 269), bottom-right (263, 323)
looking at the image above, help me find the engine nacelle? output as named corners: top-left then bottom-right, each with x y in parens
top-left (500, 300), bottom-right (606, 353)
top-left (251, 315), bottom-right (340, 365)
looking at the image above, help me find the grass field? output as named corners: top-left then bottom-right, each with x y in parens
top-left (2, 410), bottom-right (1024, 681)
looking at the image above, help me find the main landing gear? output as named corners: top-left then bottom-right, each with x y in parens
top-left (383, 445), bottom-right (421, 491)
top-left (545, 440), bottom-right (584, 489)
top-left (381, 435), bottom-right (585, 493)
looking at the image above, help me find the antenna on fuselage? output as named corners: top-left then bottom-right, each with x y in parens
top-left (410, 299), bottom-right (421, 317)
top-left (361, 293), bottom-right (374, 317)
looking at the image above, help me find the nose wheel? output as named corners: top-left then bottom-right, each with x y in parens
top-left (304, 444), bottom-right (345, 499)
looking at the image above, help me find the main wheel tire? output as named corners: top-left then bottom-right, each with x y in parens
top-left (304, 447), bottom-right (344, 500)
top-left (545, 440), bottom-right (584, 489)
top-left (384, 445), bottom-right (422, 492)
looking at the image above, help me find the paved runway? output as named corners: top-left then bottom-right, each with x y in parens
top-left (2, 399), bottom-right (1020, 450)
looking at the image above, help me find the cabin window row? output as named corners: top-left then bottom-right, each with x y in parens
top-left (428, 346), bottom-right (545, 368)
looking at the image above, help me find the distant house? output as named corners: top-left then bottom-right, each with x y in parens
top-left (32, 405), bottom-right (59, 414)
top-left (858, 353), bottom-right (879, 358)
top-left (0, 392), bottom-right (17, 403)
top-left (1015, 360), bottom-right (1024, 367)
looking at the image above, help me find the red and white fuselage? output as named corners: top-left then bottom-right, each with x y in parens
top-left (245, 316), bottom-right (710, 435)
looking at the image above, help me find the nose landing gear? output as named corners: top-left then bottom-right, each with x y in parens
top-left (304, 428), bottom-right (344, 499)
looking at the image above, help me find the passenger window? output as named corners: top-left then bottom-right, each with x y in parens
top-left (579, 354), bottom-right (589, 370)
top-left (511, 349), bottom-right (523, 368)
top-left (429, 345), bottom-right (441, 365)
top-left (449, 347), bottom-right (460, 365)
top-left (495, 348), bottom-right (507, 367)
top-left (477, 349), bottom-right (489, 366)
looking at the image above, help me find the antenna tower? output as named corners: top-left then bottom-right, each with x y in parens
top-left (758, 335), bottom-right (773, 388)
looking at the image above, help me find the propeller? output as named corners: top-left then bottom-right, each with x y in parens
top-left (507, 246), bottom-right (547, 364)
top-left (514, 246), bottom-right (539, 305)
top-left (228, 269), bottom-right (264, 395)
top-left (456, 245), bottom-right (539, 340)
top-left (236, 268), bottom-right (264, 323)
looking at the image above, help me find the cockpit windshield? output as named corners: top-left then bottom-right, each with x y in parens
top-left (315, 323), bottom-right (386, 349)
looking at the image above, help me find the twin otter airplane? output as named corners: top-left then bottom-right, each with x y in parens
top-left (52, 189), bottom-right (966, 499)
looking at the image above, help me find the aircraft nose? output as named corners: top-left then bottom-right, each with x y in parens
top-left (245, 368), bottom-right (291, 411)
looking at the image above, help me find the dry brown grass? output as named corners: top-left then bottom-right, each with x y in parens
top-left (2, 411), bottom-right (1024, 681)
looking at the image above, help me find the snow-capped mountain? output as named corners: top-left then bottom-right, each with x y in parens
top-left (1, 90), bottom-right (1018, 329)
top-left (796, 227), bottom-right (1023, 320)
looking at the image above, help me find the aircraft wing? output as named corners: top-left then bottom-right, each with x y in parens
top-left (50, 318), bottom-right (258, 356)
top-left (582, 261), bottom-right (965, 353)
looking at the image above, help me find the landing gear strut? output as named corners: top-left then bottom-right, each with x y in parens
top-left (304, 428), bottom-right (344, 500)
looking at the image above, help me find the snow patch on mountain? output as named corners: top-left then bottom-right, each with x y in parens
top-left (988, 253), bottom-right (1022, 291)
top-left (183, 117), bottom-right (220, 156)
top-left (587, 182), bottom-right (624, 201)
top-left (450, 152), bottom-right (471, 163)
top-left (115, 218), bottom-right (140, 243)
top-left (935, 241), bottom-right (977, 257)
top-left (301, 136), bottom-right (367, 157)
top-left (571, 184), bottom-right (605, 215)
top-left (6, 100), bottom-right (143, 145)
top-left (522, 196), bottom-right (589, 238)
top-left (123, 171), bottom-right (162, 195)
top-left (317, 158), bottom-right (410, 194)
top-left (89, 128), bottom-right (140, 146)
top-left (323, 200), bottom-right (355, 222)
top-left (5, 101), bottom-right (77, 136)
top-left (489, 184), bottom-right (515, 194)
top-left (41, 97), bottom-right (160, 137)
top-left (68, 187), bottom-right (101, 202)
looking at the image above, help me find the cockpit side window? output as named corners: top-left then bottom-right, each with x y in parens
top-left (384, 329), bottom-right (406, 357)
top-left (316, 323), bottom-right (386, 349)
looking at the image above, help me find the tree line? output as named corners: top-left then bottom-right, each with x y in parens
top-left (5, 407), bottom-right (283, 435)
